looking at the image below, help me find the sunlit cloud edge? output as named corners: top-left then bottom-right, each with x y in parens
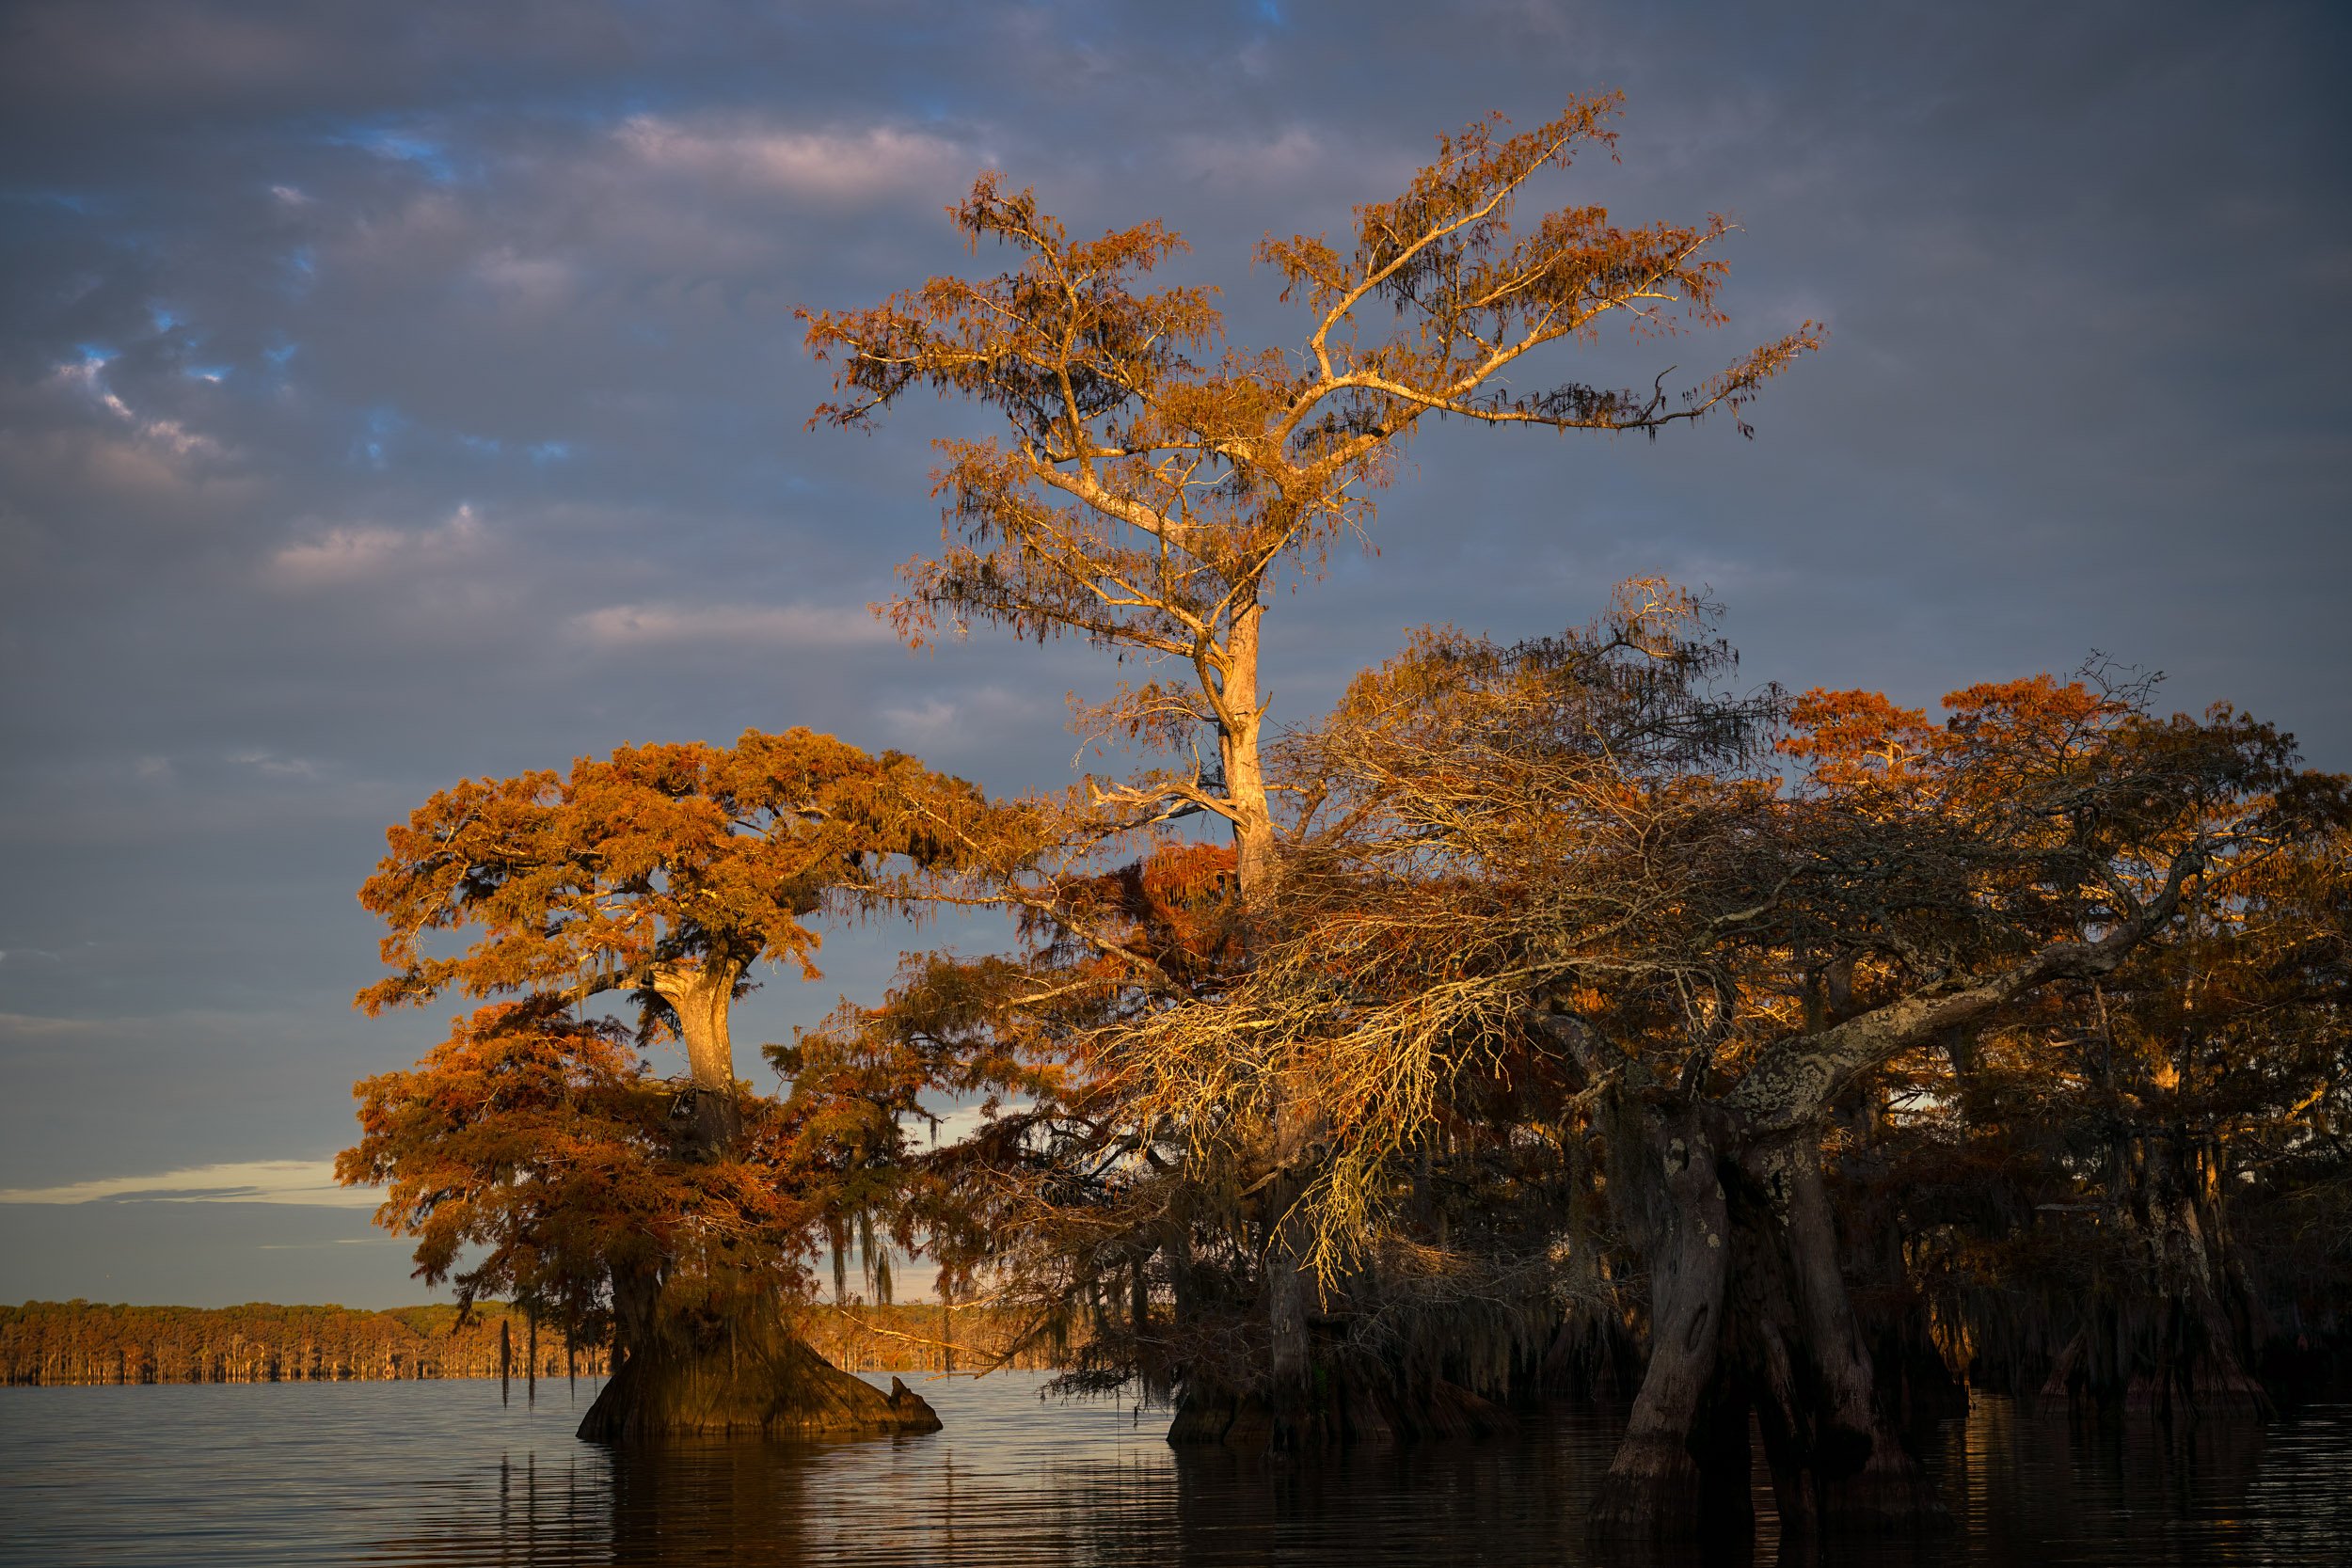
top-left (0, 1159), bottom-right (380, 1209)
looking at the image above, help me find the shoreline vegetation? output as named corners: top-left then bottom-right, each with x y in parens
top-left (0, 1300), bottom-right (1073, 1386)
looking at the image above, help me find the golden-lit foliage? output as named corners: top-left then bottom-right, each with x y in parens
top-left (1002, 591), bottom-right (2344, 1307)
top-left (342, 730), bottom-right (1002, 1364)
top-left (358, 729), bottom-right (983, 1030)
top-left (762, 567), bottom-right (2348, 1475)
top-left (803, 98), bottom-right (1819, 889)
top-left (338, 1000), bottom-right (787, 1321)
top-left (1106, 582), bottom-right (1787, 1281)
top-left (329, 566), bottom-right (2352, 1482)
top-left (337, 984), bottom-right (964, 1329)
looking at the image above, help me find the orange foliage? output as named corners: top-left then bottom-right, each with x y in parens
top-left (802, 99), bottom-right (1817, 894)
top-left (342, 730), bottom-right (993, 1340)
top-left (357, 728), bottom-right (981, 1025)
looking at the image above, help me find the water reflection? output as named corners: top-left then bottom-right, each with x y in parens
top-left (3, 1375), bottom-right (2348, 1566)
top-left (1940, 1398), bottom-right (2345, 1568)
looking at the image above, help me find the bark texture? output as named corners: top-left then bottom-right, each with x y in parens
top-left (651, 959), bottom-right (742, 1093)
top-left (1589, 1106), bottom-right (1740, 1539)
top-left (1217, 599), bottom-right (1279, 899)
top-left (1592, 1100), bottom-right (1949, 1540)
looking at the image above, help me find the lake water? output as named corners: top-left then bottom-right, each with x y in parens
top-left (3, 1373), bottom-right (2348, 1566)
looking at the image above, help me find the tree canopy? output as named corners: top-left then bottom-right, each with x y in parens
top-left (821, 582), bottom-right (2349, 1525)
top-left (357, 728), bottom-right (983, 1091)
top-left (803, 96), bottom-right (1819, 893)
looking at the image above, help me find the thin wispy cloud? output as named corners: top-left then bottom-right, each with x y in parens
top-left (268, 502), bottom-right (483, 586)
top-left (572, 600), bottom-right (897, 650)
top-left (614, 115), bottom-right (974, 202)
top-left (0, 1159), bottom-right (379, 1209)
top-left (228, 749), bottom-right (326, 781)
top-left (882, 685), bottom-right (1050, 750)
top-left (470, 246), bottom-right (574, 304)
top-left (0, 1011), bottom-right (96, 1036)
top-left (1166, 125), bottom-right (1384, 190)
top-left (50, 354), bottom-right (231, 465)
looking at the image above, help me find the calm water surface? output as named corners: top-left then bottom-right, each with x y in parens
top-left (3, 1373), bottom-right (2348, 1566)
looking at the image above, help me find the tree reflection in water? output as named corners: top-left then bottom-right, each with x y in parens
top-left (5, 1374), bottom-right (2345, 1566)
top-left (381, 1378), bottom-right (2352, 1568)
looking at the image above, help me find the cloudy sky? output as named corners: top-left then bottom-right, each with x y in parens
top-left (2, 0), bottom-right (2345, 1308)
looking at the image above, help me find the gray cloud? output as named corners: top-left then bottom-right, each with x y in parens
top-left (3, 0), bottom-right (2346, 1306)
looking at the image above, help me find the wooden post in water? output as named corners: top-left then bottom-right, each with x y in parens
top-left (500, 1318), bottom-right (512, 1407)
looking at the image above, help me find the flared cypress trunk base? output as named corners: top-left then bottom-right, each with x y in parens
top-left (1809, 1433), bottom-right (1950, 1534)
top-left (579, 1325), bottom-right (940, 1443)
top-left (2039, 1309), bottom-right (2277, 1422)
top-left (1585, 1431), bottom-right (1714, 1539)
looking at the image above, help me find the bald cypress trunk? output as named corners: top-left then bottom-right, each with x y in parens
top-left (1593, 1107), bottom-right (1949, 1539)
top-left (1217, 595), bottom-right (1278, 900)
top-left (2042, 1133), bottom-right (2273, 1418)
top-left (579, 959), bottom-right (940, 1444)
top-left (1590, 1106), bottom-right (1742, 1539)
top-left (581, 1245), bottom-right (944, 1443)
top-left (1775, 1153), bottom-right (1947, 1531)
top-left (1584, 907), bottom-right (2217, 1537)
top-left (1263, 1164), bottom-right (1314, 1440)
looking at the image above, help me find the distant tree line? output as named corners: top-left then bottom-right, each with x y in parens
top-left (1, 1301), bottom-right (1072, 1385)
top-left (0, 1301), bottom-right (602, 1385)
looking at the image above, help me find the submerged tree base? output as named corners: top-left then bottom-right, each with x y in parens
top-left (579, 1327), bottom-right (941, 1443)
top-left (1167, 1377), bottom-right (1515, 1451)
top-left (1584, 1431), bottom-right (1728, 1542)
top-left (1806, 1437), bottom-right (1952, 1535)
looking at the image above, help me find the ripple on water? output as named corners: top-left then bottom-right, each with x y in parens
top-left (3, 1375), bottom-right (2349, 1566)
